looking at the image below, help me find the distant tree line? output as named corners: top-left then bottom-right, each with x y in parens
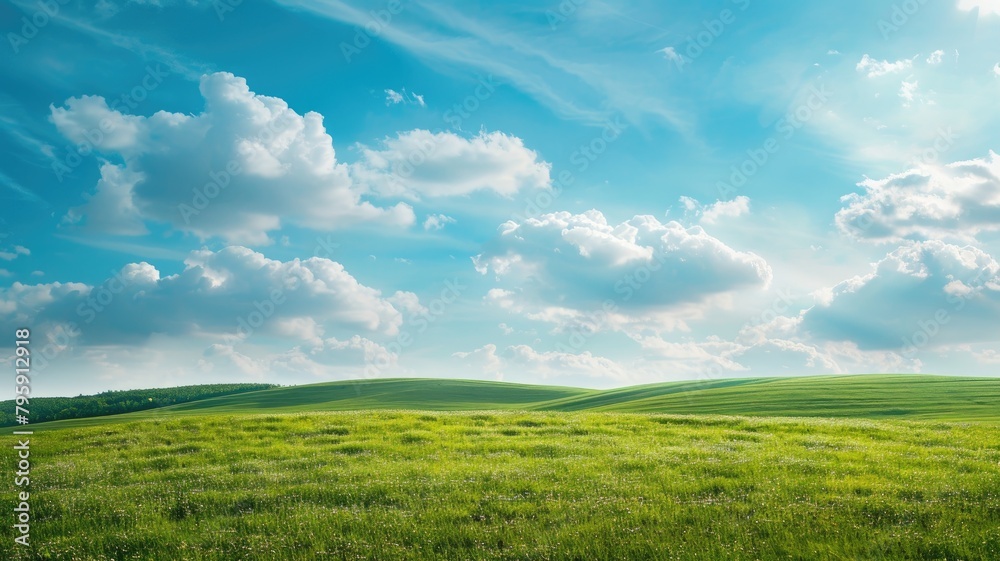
top-left (0, 384), bottom-right (277, 426)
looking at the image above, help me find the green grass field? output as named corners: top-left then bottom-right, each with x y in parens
top-left (5, 375), bottom-right (1000, 560)
top-left (31, 375), bottom-right (1000, 430)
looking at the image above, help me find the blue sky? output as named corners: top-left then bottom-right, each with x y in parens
top-left (2, 0), bottom-right (1000, 396)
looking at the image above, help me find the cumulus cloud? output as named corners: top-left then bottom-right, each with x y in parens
top-left (801, 241), bottom-right (1000, 351)
top-left (352, 129), bottom-right (551, 199)
top-left (994, 63), bottom-right (1000, 76)
top-left (856, 54), bottom-right (913, 77)
top-left (52, 72), bottom-right (415, 244)
top-left (836, 152), bottom-right (1000, 243)
top-left (62, 164), bottom-right (148, 235)
top-left (926, 50), bottom-right (945, 64)
top-left (474, 210), bottom-right (771, 327)
top-left (0, 246), bottom-right (406, 345)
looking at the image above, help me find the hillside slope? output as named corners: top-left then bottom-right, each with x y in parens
top-left (568, 375), bottom-right (1000, 420)
top-left (31, 375), bottom-right (1000, 429)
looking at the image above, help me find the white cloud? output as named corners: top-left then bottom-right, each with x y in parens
top-left (385, 89), bottom-right (403, 105)
top-left (203, 335), bottom-right (398, 379)
top-left (423, 214), bottom-right (456, 231)
top-left (352, 129), bottom-right (551, 199)
top-left (957, 0), bottom-right (1000, 15)
top-left (52, 72), bottom-right (415, 244)
top-left (450, 334), bottom-right (917, 387)
top-left (801, 240), bottom-right (1000, 351)
top-left (899, 79), bottom-right (919, 105)
top-left (0, 245), bottom-right (30, 261)
top-left (317, 335), bottom-right (398, 370)
top-left (994, 63), bottom-right (1000, 76)
top-left (926, 50), bottom-right (945, 65)
top-left (504, 344), bottom-right (632, 383)
top-left (387, 290), bottom-right (427, 317)
top-left (701, 196), bottom-right (751, 224)
top-left (452, 343), bottom-right (504, 380)
top-left (827, 49), bottom-right (841, 55)
top-left (0, 246), bottom-right (406, 345)
top-left (384, 88), bottom-right (426, 107)
top-left (627, 335), bottom-right (747, 375)
top-left (975, 349), bottom-right (1000, 364)
top-left (453, 343), bottom-right (633, 384)
top-left (657, 47), bottom-right (683, 62)
top-left (836, 152), bottom-right (1000, 243)
top-left (856, 54), bottom-right (913, 77)
top-left (474, 210), bottom-right (771, 326)
top-left (62, 163), bottom-right (148, 236)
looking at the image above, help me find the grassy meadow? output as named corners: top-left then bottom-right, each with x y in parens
top-left (5, 376), bottom-right (1000, 560)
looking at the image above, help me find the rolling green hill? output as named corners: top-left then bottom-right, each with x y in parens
top-left (557, 375), bottom-right (1000, 420)
top-left (30, 375), bottom-right (1000, 429)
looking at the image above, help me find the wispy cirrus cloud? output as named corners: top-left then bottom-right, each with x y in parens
top-left (276, 0), bottom-right (689, 131)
